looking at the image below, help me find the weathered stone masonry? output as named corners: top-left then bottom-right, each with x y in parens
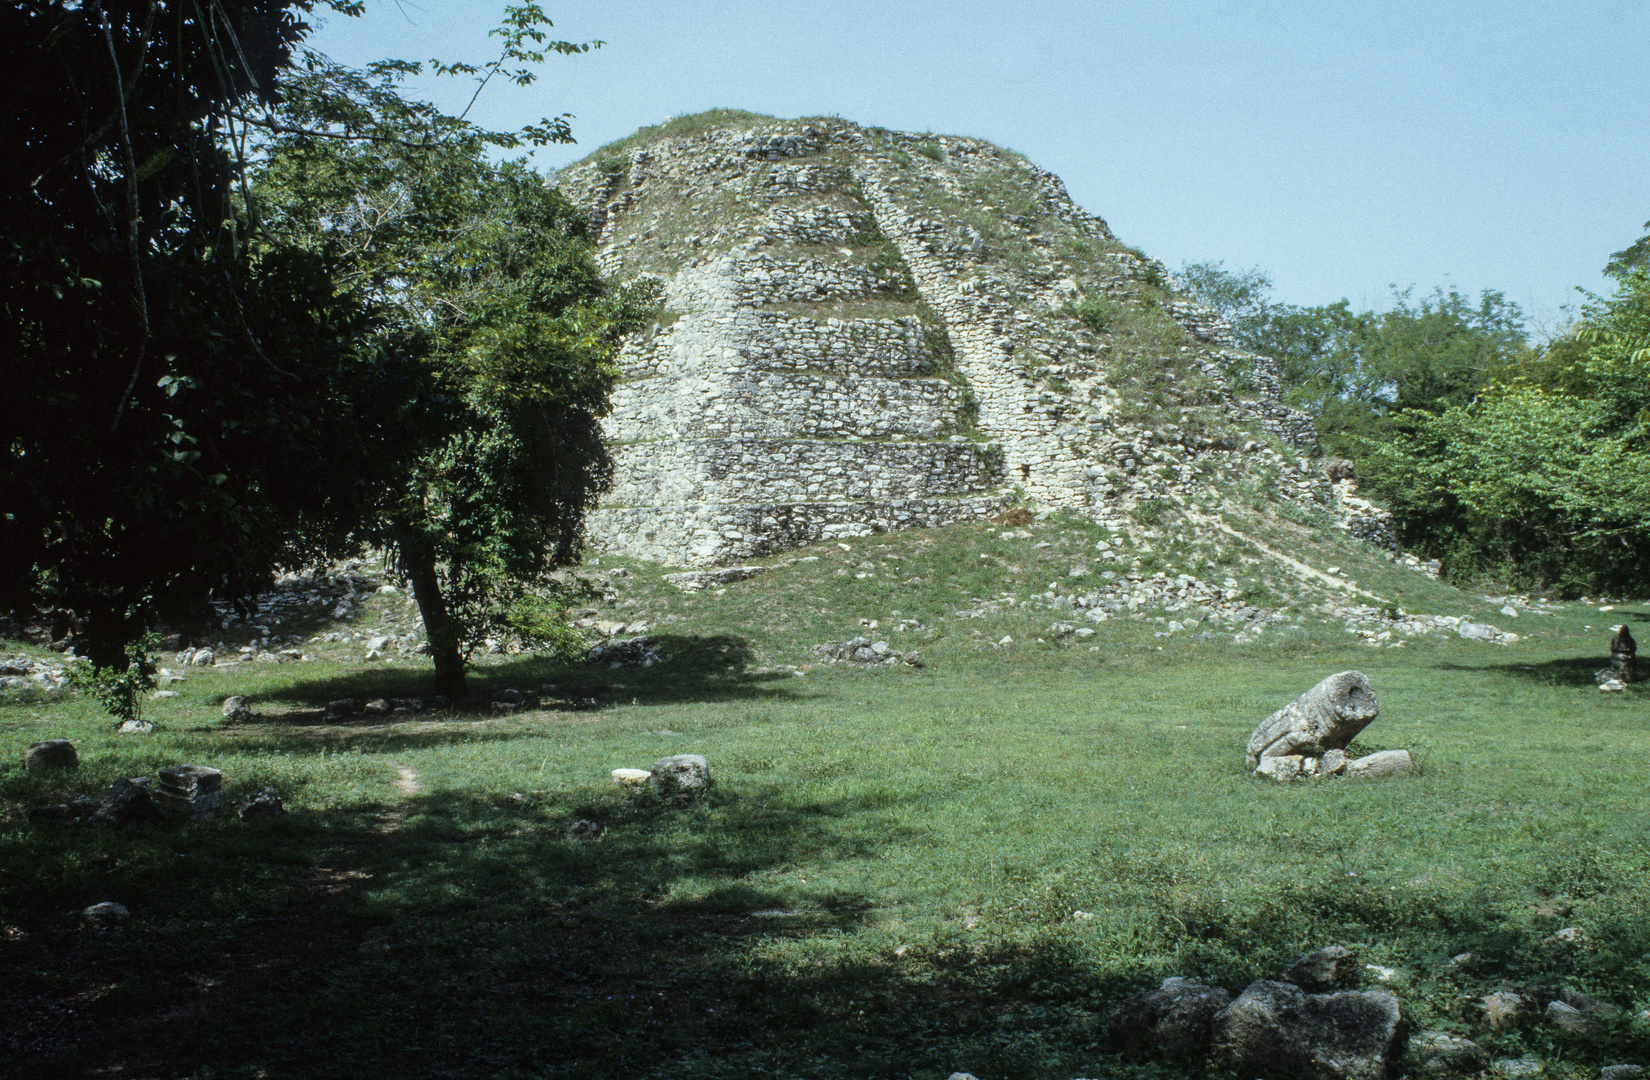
top-left (557, 118), bottom-right (1342, 566)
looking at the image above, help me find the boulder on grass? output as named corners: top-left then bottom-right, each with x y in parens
top-left (1481, 989), bottom-right (1536, 1030)
top-left (221, 695), bottom-right (257, 722)
top-left (24, 739), bottom-right (78, 770)
top-left (81, 901), bottom-right (130, 927)
top-left (1211, 979), bottom-right (1406, 1080)
top-left (237, 788), bottom-right (285, 818)
top-left (1282, 945), bottom-right (1361, 992)
top-left (89, 777), bottom-right (163, 827)
top-left (1110, 977), bottom-right (1233, 1059)
top-left (1411, 1031), bottom-right (1485, 1075)
top-left (649, 754), bottom-right (710, 798)
top-left (1247, 672), bottom-right (1379, 768)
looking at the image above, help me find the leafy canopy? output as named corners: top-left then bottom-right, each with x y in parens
top-left (1179, 263), bottom-right (1532, 455)
top-left (1, 0), bottom-right (412, 676)
top-left (253, 27), bottom-right (657, 699)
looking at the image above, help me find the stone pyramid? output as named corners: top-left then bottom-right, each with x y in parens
top-left (555, 113), bottom-right (1328, 567)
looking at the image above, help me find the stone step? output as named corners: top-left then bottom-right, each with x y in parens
top-left (605, 437), bottom-right (1002, 506)
top-left (605, 371), bottom-right (965, 443)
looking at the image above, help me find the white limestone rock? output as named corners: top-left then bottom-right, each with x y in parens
top-left (1347, 749), bottom-right (1415, 779)
top-left (611, 768), bottom-right (651, 787)
top-left (649, 755), bottom-right (711, 798)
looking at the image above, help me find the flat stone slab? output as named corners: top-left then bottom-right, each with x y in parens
top-left (1347, 749), bottom-right (1414, 778)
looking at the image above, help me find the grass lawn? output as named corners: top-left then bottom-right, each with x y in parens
top-left (3, 519), bottom-right (1647, 1079)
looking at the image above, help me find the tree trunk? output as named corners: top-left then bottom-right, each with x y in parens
top-left (81, 599), bottom-right (133, 672)
top-left (399, 532), bottom-right (466, 702)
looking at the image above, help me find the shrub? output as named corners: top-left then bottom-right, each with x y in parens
top-left (1131, 499), bottom-right (1169, 527)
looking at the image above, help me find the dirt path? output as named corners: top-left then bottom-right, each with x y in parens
top-left (1184, 508), bottom-right (1390, 606)
top-left (377, 764), bottom-right (422, 833)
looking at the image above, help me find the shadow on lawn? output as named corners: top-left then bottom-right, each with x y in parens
top-left (262, 633), bottom-right (805, 714)
top-left (4, 784), bottom-right (1123, 1080)
top-left (1434, 653), bottom-right (1621, 689)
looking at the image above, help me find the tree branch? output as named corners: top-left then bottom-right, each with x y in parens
top-left (228, 110), bottom-right (441, 149)
top-left (100, 5), bottom-right (150, 437)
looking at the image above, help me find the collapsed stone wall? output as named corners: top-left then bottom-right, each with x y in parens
top-left (557, 118), bottom-right (1343, 566)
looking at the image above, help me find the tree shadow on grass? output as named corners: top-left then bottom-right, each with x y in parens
top-left (10, 775), bottom-right (1650, 1079)
top-left (2, 784), bottom-right (1129, 1080)
top-left (1433, 653), bottom-right (1619, 689)
top-left (260, 633), bottom-right (807, 713)
top-left (197, 633), bottom-right (816, 754)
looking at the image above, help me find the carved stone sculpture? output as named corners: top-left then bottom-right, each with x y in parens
top-left (1246, 671), bottom-right (1379, 768)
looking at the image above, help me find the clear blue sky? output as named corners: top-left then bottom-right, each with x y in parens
top-left (308, 1), bottom-right (1649, 331)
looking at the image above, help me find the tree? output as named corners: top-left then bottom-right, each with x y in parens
top-left (4, 2), bottom-right (643, 711)
top-left (1358, 261), bottom-right (1650, 592)
top-left (1178, 264), bottom-right (1532, 455)
top-left (253, 38), bottom-right (657, 700)
top-left (1177, 261), bottom-right (1274, 344)
top-left (2, 0), bottom-right (406, 690)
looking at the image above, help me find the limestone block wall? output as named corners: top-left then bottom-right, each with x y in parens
top-left (743, 313), bottom-right (933, 378)
top-left (606, 438), bottom-right (998, 506)
top-left (592, 496), bottom-right (1004, 566)
top-left (607, 370), bottom-right (964, 443)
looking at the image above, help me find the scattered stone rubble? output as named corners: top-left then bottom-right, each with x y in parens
top-left (663, 566), bottom-right (767, 592)
top-left (323, 695), bottom-right (447, 720)
top-left (1455, 621), bottom-right (1517, 644)
top-left (2, 653), bottom-right (76, 693)
top-left (1338, 608), bottom-right (1518, 647)
top-left (816, 635), bottom-right (922, 667)
top-left (587, 636), bottom-right (663, 667)
top-left (26, 753), bottom-right (281, 827)
top-left (1246, 672), bottom-right (1416, 781)
top-left (1110, 947), bottom-right (1406, 1080)
top-left (1110, 951), bottom-right (1642, 1080)
top-left (1480, 984), bottom-right (1623, 1035)
top-left (1325, 467), bottom-right (1396, 549)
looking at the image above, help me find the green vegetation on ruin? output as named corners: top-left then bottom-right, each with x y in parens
top-left (570, 108), bottom-right (786, 169)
